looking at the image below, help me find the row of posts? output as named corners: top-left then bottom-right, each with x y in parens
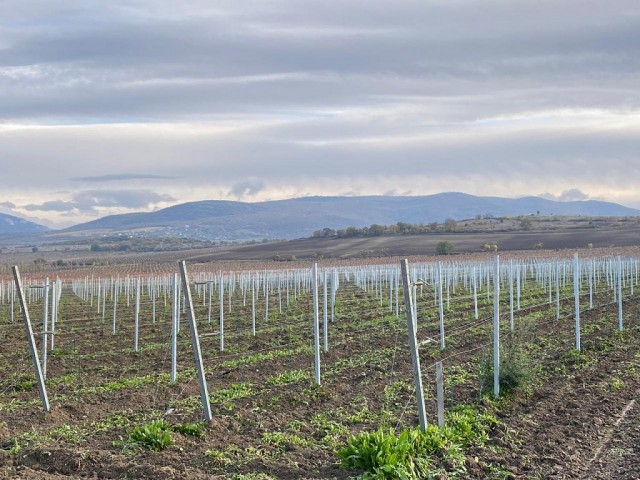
top-left (401, 253), bottom-right (627, 431)
top-left (10, 253), bottom-right (630, 422)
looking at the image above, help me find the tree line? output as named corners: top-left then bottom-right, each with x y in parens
top-left (312, 219), bottom-right (459, 238)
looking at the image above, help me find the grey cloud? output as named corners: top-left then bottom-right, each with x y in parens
top-left (72, 173), bottom-right (176, 182)
top-left (2, 0), bottom-right (640, 224)
top-left (559, 189), bottom-right (590, 202)
top-left (0, 201), bottom-right (16, 208)
top-left (71, 190), bottom-right (175, 211)
top-left (383, 190), bottom-right (412, 197)
top-left (228, 178), bottom-right (267, 199)
top-left (540, 189), bottom-right (592, 202)
top-left (23, 200), bottom-right (76, 212)
top-left (2, 1), bottom-right (639, 122)
top-left (22, 190), bottom-right (175, 214)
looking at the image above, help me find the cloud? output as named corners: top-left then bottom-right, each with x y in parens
top-left (21, 189), bottom-right (175, 214)
top-left (0, 201), bottom-right (16, 208)
top-left (228, 178), bottom-right (267, 199)
top-left (71, 189), bottom-right (175, 211)
top-left (23, 200), bottom-right (76, 212)
top-left (383, 189), bottom-right (412, 196)
top-left (1, 0), bottom-right (640, 227)
top-left (72, 173), bottom-right (176, 182)
top-left (539, 189), bottom-right (593, 202)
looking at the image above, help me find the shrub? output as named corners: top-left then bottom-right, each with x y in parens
top-left (436, 241), bottom-right (453, 255)
top-left (481, 243), bottom-right (499, 252)
top-left (480, 341), bottom-right (532, 395)
top-left (520, 217), bottom-right (533, 230)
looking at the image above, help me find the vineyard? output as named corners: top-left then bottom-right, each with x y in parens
top-left (1, 249), bottom-right (639, 479)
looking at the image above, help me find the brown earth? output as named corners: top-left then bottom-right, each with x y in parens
top-left (1, 262), bottom-right (639, 479)
top-left (186, 227), bottom-right (640, 262)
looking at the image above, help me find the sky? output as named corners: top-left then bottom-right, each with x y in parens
top-left (1, 0), bottom-right (639, 228)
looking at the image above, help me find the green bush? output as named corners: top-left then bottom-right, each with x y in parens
top-left (480, 341), bottom-right (532, 395)
top-left (436, 241), bottom-right (453, 255)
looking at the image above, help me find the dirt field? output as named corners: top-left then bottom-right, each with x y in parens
top-left (1, 251), bottom-right (639, 479)
top-left (184, 227), bottom-right (640, 262)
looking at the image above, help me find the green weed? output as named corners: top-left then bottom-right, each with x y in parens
top-left (126, 419), bottom-right (174, 451)
top-left (337, 405), bottom-right (497, 479)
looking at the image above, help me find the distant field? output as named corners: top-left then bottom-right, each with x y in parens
top-left (185, 226), bottom-right (640, 262)
top-left (1, 219), bottom-right (640, 272)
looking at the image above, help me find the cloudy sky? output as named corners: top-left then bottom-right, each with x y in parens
top-left (1, 0), bottom-right (639, 228)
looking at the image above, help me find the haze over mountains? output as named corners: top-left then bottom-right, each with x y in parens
top-left (45, 193), bottom-right (640, 242)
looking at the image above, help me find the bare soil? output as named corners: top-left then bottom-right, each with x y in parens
top-left (1, 265), bottom-right (639, 479)
top-left (181, 227), bottom-right (640, 262)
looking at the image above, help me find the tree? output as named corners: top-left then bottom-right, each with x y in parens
top-left (436, 241), bottom-right (453, 255)
top-left (368, 224), bottom-right (385, 236)
top-left (520, 217), bottom-right (533, 230)
top-left (396, 222), bottom-right (411, 234)
top-left (444, 218), bottom-right (458, 232)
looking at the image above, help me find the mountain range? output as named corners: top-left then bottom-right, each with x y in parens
top-left (47, 193), bottom-right (640, 241)
top-left (0, 212), bottom-right (49, 234)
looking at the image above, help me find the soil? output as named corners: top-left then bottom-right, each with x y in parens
top-left (491, 320), bottom-right (640, 480)
top-left (1, 260), bottom-right (639, 479)
top-left (183, 228), bottom-right (640, 262)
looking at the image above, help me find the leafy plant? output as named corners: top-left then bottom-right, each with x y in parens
top-left (173, 421), bottom-right (206, 437)
top-left (337, 405), bottom-right (498, 479)
top-left (266, 369), bottom-right (308, 386)
top-left (261, 431), bottom-right (310, 454)
top-left (127, 419), bottom-right (174, 451)
top-left (337, 427), bottom-right (420, 479)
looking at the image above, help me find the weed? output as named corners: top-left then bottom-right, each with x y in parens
top-left (610, 377), bottom-right (624, 390)
top-left (210, 383), bottom-right (254, 410)
top-left (127, 419), bottom-right (174, 451)
top-left (266, 369), bottom-right (308, 387)
top-left (560, 349), bottom-right (595, 370)
top-left (230, 474), bottom-right (277, 480)
top-left (204, 448), bottom-right (232, 466)
top-left (173, 421), bottom-right (206, 437)
top-left (261, 431), bottom-right (310, 454)
top-left (285, 420), bottom-right (302, 432)
top-left (51, 424), bottom-right (84, 443)
top-left (444, 365), bottom-right (473, 389)
top-left (311, 412), bottom-right (349, 448)
top-left (337, 404), bottom-right (498, 479)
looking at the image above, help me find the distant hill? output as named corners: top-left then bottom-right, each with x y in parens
top-left (0, 213), bottom-right (49, 234)
top-left (58, 193), bottom-right (640, 241)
